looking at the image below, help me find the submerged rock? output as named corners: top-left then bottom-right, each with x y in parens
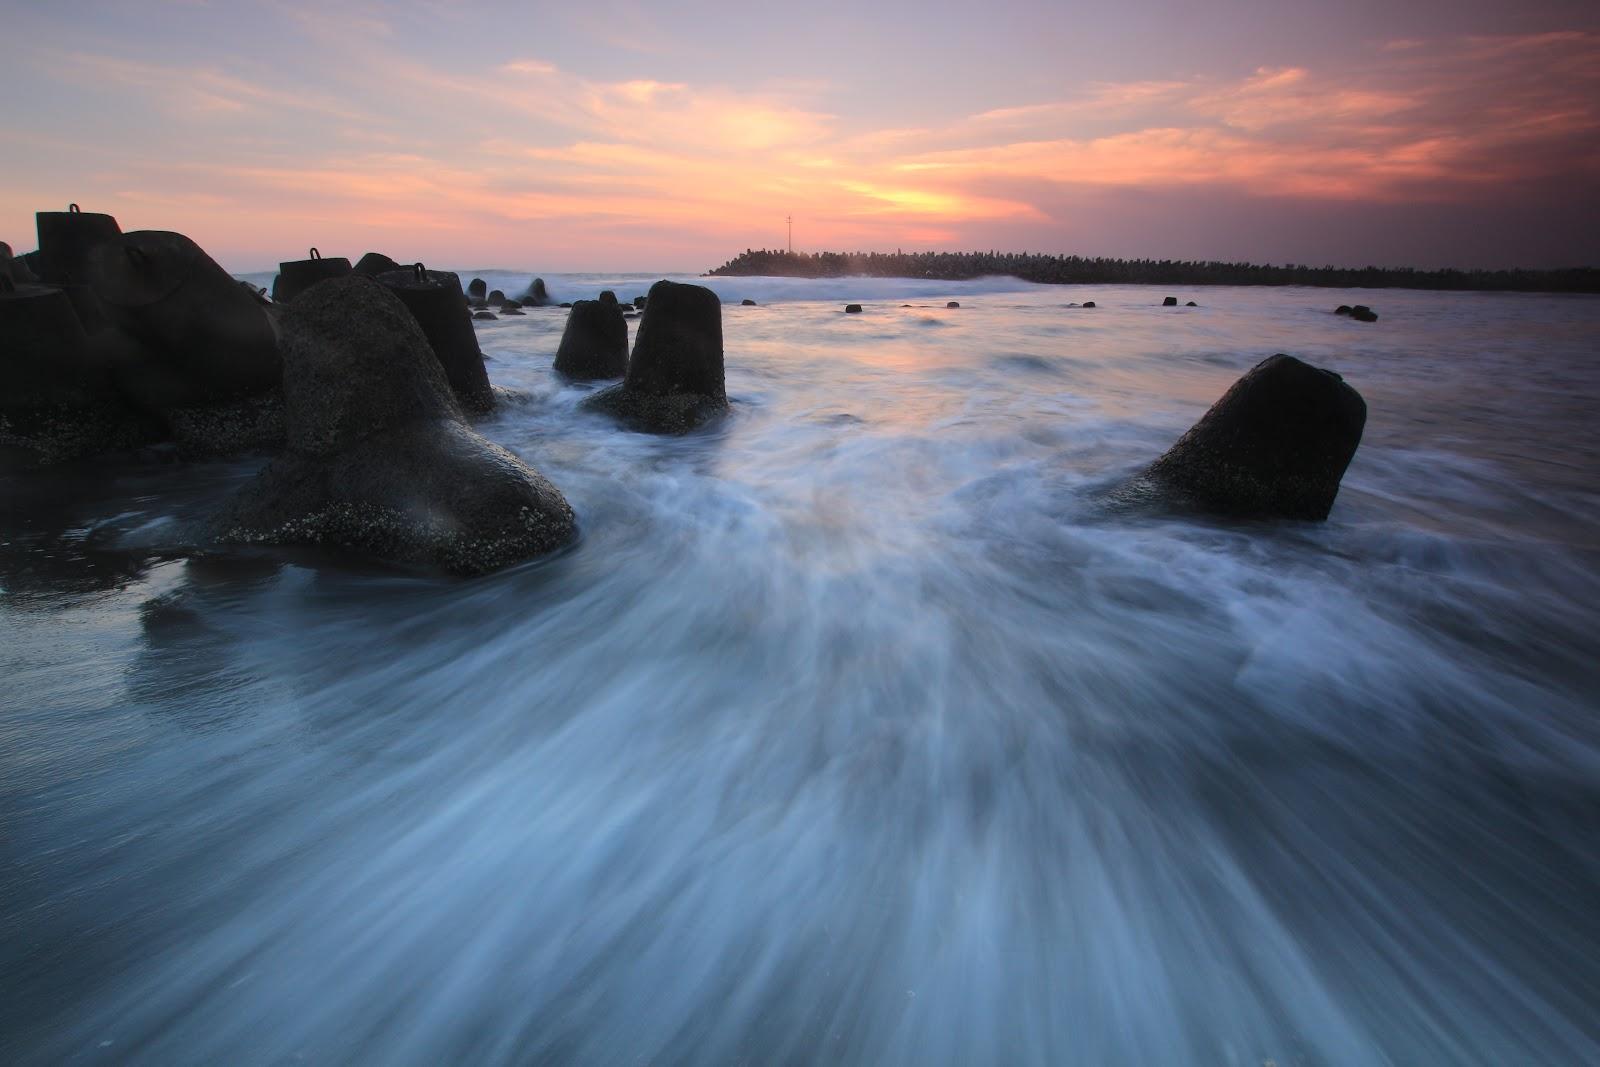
top-left (584, 279), bottom-right (727, 434)
top-left (1351, 305), bottom-right (1378, 322)
top-left (271, 248), bottom-right (351, 304)
top-left (554, 298), bottom-right (629, 380)
top-left (1143, 353), bottom-right (1366, 521)
top-left (1082, 301), bottom-right (1096, 308)
top-left (844, 303), bottom-right (862, 313)
top-left (212, 276), bottom-right (575, 574)
top-left (520, 277), bottom-right (555, 306)
top-left (472, 311), bottom-right (497, 321)
top-left (947, 301), bottom-right (960, 308)
top-left (741, 298), bottom-right (757, 306)
top-left (1186, 301), bottom-right (1198, 307)
top-left (1334, 305), bottom-right (1353, 315)
top-left (377, 265), bottom-right (494, 412)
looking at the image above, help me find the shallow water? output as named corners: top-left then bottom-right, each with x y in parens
top-left (3, 278), bottom-right (1598, 1065)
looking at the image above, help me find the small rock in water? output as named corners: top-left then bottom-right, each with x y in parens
top-left (845, 303), bottom-right (863, 313)
top-left (1185, 301), bottom-right (1198, 307)
top-left (947, 301), bottom-right (960, 308)
top-left (1163, 296), bottom-right (1179, 306)
top-left (1334, 304), bottom-right (1353, 315)
top-left (472, 311), bottom-right (497, 320)
top-left (1351, 305), bottom-right (1378, 322)
top-left (741, 298), bottom-right (757, 306)
top-left (467, 277), bottom-right (487, 302)
top-left (1142, 353), bottom-right (1366, 521)
top-left (633, 295), bottom-right (647, 309)
top-left (488, 289), bottom-right (505, 304)
top-left (559, 302), bottom-right (573, 309)
top-left (1082, 301), bottom-right (1096, 308)
top-left (500, 307), bottom-right (525, 316)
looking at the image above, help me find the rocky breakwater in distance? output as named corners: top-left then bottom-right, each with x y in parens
top-left (583, 279), bottom-right (728, 434)
top-left (211, 276), bottom-right (575, 575)
top-left (1137, 353), bottom-right (1367, 521)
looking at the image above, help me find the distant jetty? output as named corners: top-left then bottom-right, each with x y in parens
top-left (708, 249), bottom-right (1600, 294)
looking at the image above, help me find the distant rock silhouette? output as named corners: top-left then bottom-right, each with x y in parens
top-left (468, 277), bottom-right (488, 302)
top-left (271, 248), bottom-right (351, 304)
top-left (352, 252), bottom-right (403, 277)
top-left (1163, 296), bottom-right (1178, 306)
top-left (845, 303), bottom-right (862, 313)
top-left (1081, 301), bottom-right (1096, 308)
top-left (520, 277), bottom-right (555, 306)
top-left (741, 298), bottom-right (757, 306)
top-left (947, 301), bottom-right (960, 308)
top-left (1350, 305), bottom-right (1378, 322)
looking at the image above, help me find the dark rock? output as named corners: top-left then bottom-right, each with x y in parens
top-left (1144, 353), bottom-right (1366, 521)
top-left (558, 302), bottom-right (573, 309)
top-left (1082, 301), bottom-right (1096, 308)
top-left (36, 205), bottom-right (121, 284)
top-left (946, 301), bottom-right (960, 308)
top-left (352, 252), bottom-right (403, 277)
top-left (86, 230), bottom-right (282, 409)
top-left (472, 311), bottom-right (497, 321)
top-left (599, 290), bottom-right (618, 304)
top-left (488, 289), bottom-right (505, 304)
top-left (500, 308), bottom-right (525, 316)
top-left (376, 265), bottom-right (494, 412)
top-left (271, 248), bottom-right (352, 304)
top-left (1185, 301), bottom-right (1198, 307)
top-left (500, 299), bottom-right (523, 310)
top-left (1350, 305), bottom-right (1378, 322)
top-left (520, 277), bottom-right (555, 306)
top-left (554, 299), bottom-right (629, 380)
top-left (167, 390), bottom-right (285, 458)
top-left (740, 298), bottom-right (757, 306)
top-left (583, 279), bottom-right (726, 433)
top-left (0, 280), bottom-right (157, 465)
top-left (471, 302), bottom-right (490, 311)
top-left (844, 303), bottom-right (862, 313)
top-left (633, 295), bottom-right (646, 309)
top-left (1162, 296), bottom-right (1178, 306)
top-left (1334, 305), bottom-right (1353, 315)
top-left (212, 276), bottom-right (575, 573)
top-left (468, 277), bottom-right (488, 302)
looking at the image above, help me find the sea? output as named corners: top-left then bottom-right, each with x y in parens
top-left (3, 274), bottom-right (1598, 1065)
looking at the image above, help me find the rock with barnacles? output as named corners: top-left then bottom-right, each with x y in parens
top-left (554, 298), bottom-right (629, 380)
top-left (212, 276), bottom-right (575, 574)
top-left (1141, 353), bottom-right (1366, 521)
top-left (583, 279), bottom-right (727, 434)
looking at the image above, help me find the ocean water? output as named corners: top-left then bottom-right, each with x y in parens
top-left (3, 277), bottom-right (1598, 1066)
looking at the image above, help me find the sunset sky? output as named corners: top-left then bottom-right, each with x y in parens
top-left (2, 1), bottom-right (1597, 272)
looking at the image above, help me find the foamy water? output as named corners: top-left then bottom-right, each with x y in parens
top-left (3, 278), bottom-right (1598, 1065)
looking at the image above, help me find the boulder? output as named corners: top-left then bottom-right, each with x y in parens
top-left (1334, 305), bottom-right (1353, 315)
top-left (500, 308), bottom-right (525, 316)
top-left (558, 302), bottom-right (573, 309)
top-left (271, 248), bottom-right (351, 304)
top-left (1162, 296), bottom-right (1178, 306)
top-left (501, 299), bottom-right (523, 310)
top-left (1185, 301), bottom-right (1198, 307)
top-left (376, 265), bottom-right (494, 412)
top-left (844, 303), bottom-right (862, 313)
top-left (553, 298), bottom-right (629, 380)
top-left (946, 301), bottom-right (960, 308)
top-left (211, 276), bottom-right (576, 574)
top-left (353, 252), bottom-right (403, 277)
top-left (472, 311), bottom-right (497, 321)
top-left (520, 277), bottom-right (555, 306)
top-left (36, 205), bottom-right (121, 284)
top-left (599, 290), bottom-right (618, 304)
top-left (1082, 301), bottom-right (1096, 308)
top-left (1351, 305), bottom-right (1378, 322)
top-left (1144, 353), bottom-right (1366, 521)
top-left (633, 295), bottom-right (646, 309)
top-left (86, 230), bottom-right (282, 410)
top-left (740, 298), bottom-right (757, 306)
top-left (0, 279), bottom-right (157, 465)
top-left (468, 277), bottom-right (488, 302)
top-left (583, 279), bottom-right (727, 433)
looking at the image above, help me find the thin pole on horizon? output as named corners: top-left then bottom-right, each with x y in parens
top-left (787, 215), bottom-right (793, 254)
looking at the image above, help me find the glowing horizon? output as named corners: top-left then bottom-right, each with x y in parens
top-left (2, 1), bottom-right (1596, 273)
